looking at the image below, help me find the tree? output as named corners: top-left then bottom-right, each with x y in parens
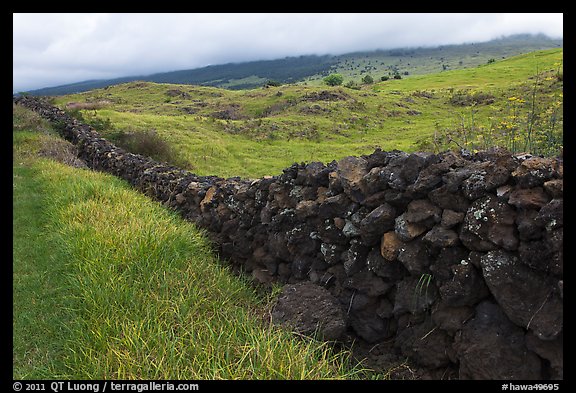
top-left (323, 73), bottom-right (344, 86)
top-left (362, 75), bottom-right (374, 84)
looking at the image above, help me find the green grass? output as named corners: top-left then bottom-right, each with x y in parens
top-left (13, 151), bottom-right (76, 378)
top-left (52, 49), bottom-right (562, 179)
top-left (13, 107), bottom-right (376, 379)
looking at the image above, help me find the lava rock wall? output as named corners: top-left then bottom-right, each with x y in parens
top-left (15, 96), bottom-right (563, 379)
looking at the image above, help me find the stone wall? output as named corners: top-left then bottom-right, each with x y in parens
top-left (14, 96), bottom-right (563, 379)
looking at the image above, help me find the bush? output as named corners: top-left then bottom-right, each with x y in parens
top-left (109, 128), bottom-right (192, 169)
top-left (362, 75), bottom-right (374, 84)
top-left (449, 90), bottom-right (495, 106)
top-left (344, 81), bottom-right (360, 90)
top-left (323, 74), bottom-right (344, 86)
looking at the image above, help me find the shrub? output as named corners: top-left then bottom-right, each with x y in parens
top-left (449, 90), bottom-right (495, 106)
top-left (362, 75), bottom-right (374, 84)
top-left (323, 73), bottom-right (344, 86)
top-left (344, 81), bottom-right (360, 90)
top-left (109, 128), bottom-right (192, 169)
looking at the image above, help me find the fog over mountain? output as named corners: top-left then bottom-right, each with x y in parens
top-left (13, 13), bottom-right (563, 93)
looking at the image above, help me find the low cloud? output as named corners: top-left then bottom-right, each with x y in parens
top-left (13, 13), bottom-right (563, 92)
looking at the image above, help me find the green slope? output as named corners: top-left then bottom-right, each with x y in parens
top-left (52, 48), bottom-right (563, 179)
top-left (13, 105), bottom-right (373, 379)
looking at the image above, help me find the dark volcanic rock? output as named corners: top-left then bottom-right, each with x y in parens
top-left (395, 317), bottom-right (454, 368)
top-left (480, 250), bottom-right (563, 340)
top-left (272, 282), bottom-right (347, 341)
top-left (438, 263), bottom-right (489, 307)
top-left (397, 239), bottom-right (432, 275)
top-left (358, 203), bottom-right (396, 245)
top-left (525, 331), bottom-right (563, 379)
top-left (393, 276), bottom-right (438, 316)
top-left (454, 301), bottom-right (542, 380)
top-left (508, 187), bottom-right (551, 209)
top-left (347, 293), bottom-right (394, 343)
top-left (422, 225), bottom-right (460, 248)
top-left (460, 195), bottom-right (518, 251)
top-left (512, 157), bottom-right (561, 188)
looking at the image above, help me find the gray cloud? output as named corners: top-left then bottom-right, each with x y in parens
top-left (13, 13), bottom-right (563, 92)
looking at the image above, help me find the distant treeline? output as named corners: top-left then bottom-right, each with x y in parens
top-left (27, 55), bottom-right (337, 95)
top-left (150, 55), bottom-right (337, 88)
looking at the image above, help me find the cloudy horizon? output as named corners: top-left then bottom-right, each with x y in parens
top-left (13, 13), bottom-right (563, 93)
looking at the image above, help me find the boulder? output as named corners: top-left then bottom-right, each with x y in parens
top-left (440, 209), bottom-right (465, 228)
top-left (525, 332), bottom-right (563, 379)
top-left (349, 308), bottom-right (394, 343)
top-left (404, 199), bottom-right (441, 227)
top-left (344, 269), bottom-right (391, 297)
top-left (366, 247), bottom-right (406, 281)
top-left (397, 239), bottom-right (432, 275)
top-left (271, 282), bottom-right (347, 341)
top-left (393, 276), bottom-right (438, 316)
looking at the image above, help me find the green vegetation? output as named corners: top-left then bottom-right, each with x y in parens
top-left (52, 48), bottom-right (563, 179)
top-left (302, 34), bottom-right (562, 86)
top-left (13, 106), bottom-right (376, 379)
top-left (413, 274), bottom-right (434, 312)
top-left (13, 43), bottom-right (564, 381)
top-left (324, 73), bottom-right (344, 86)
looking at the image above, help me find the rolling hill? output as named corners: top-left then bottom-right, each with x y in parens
top-left (50, 48), bottom-right (563, 179)
top-left (26, 34), bottom-right (562, 95)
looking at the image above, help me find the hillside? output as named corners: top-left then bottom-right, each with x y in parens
top-left (15, 89), bottom-right (564, 380)
top-left (304, 33), bottom-right (563, 85)
top-left (13, 104), bottom-right (373, 379)
top-left (26, 34), bottom-right (562, 95)
top-left (51, 48), bottom-right (563, 179)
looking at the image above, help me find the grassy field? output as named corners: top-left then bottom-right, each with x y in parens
top-left (51, 49), bottom-right (562, 179)
top-left (13, 105), bottom-right (377, 379)
top-left (300, 35), bottom-right (563, 86)
top-left (13, 48), bottom-right (562, 380)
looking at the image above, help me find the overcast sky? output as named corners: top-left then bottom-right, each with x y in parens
top-left (13, 13), bottom-right (563, 92)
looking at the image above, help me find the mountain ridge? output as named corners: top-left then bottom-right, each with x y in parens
top-left (24, 33), bottom-right (562, 96)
